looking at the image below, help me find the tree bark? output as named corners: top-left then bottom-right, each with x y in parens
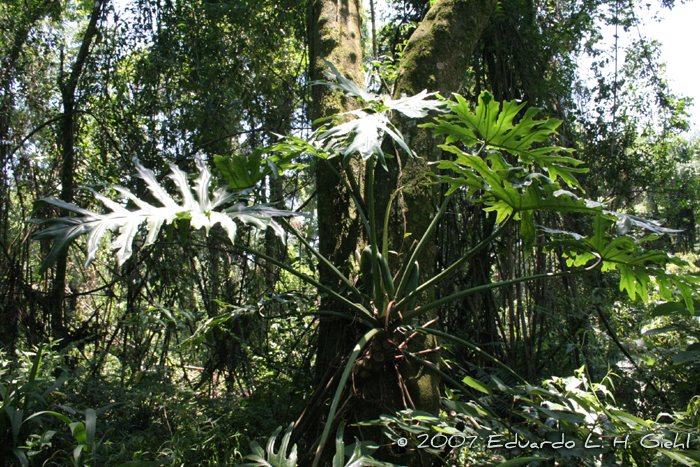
top-left (380, 0), bottom-right (500, 275)
top-left (302, 0), bottom-right (498, 463)
top-left (307, 0), bottom-right (364, 391)
top-left (295, 0), bottom-right (367, 462)
top-left (375, 0), bottom-right (499, 418)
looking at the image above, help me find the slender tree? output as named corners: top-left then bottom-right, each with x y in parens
top-left (50, 0), bottom-right (108, 343)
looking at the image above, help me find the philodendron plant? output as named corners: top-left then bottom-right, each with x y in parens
top-left (29, 63), bottom-right (700, 467)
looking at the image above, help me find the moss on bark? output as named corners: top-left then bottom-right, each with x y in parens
top-left (376, 0), bottom-right (499, 418)
top-left (307, 0), bottom-right (365, 380)
top-left (302, 1), bottom-right (498, 464)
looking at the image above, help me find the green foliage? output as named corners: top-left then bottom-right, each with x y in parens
top-left (3, 1), bottom-right (699, 466)
top-left (26, 76), bottom-right (700, 467)
top-left (243, 423), bottom-right (398, 467)
top-left (486, 367), bottom-right (700, 466)
top-left (427, 91), bottom-right (588, 211)
top-left (214, 151), bottom-right (272, 191)
top-left (59, 368), bottom-right (256, 466)
top-left (425, 92), bottom-right (586, 188)
top-left (423, 91), bottom-right (699, 311)
top-left (552, 215), bottom-right (698, 309)
top-left (366, 366), bottom-right (700, 466)
top-left (0, 343), bottom-right (66, 465)
top-left (647, 299), bottom-right (700, 378)
top-left (0, 343), bottom-right (118, 466)
top-left (36, 404), bottom-right (119, 466)
top-left (243, 423), bottom-right (298, 467)
top-left (259, 83), bottom-right (700, 464)
top-left (214, 148), bottom-right (303, 191)
top-left (331, 423), bottom-right (398, 467)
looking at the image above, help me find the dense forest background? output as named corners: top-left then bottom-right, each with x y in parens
top-left (1, 0), bottom-right (700, 466)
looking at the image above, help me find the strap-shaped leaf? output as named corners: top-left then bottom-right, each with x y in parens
top-left (332, 423), bottom-right (400, 467)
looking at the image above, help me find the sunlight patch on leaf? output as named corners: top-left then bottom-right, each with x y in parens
top-left (308, 59), bottom-right (445, 167)
top-left (29, 159), bottom-right (300, 272)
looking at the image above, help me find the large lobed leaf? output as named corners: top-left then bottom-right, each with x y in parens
top-left (242, 423), bottom-right (400, 467)
top-left (213, 147), bottom-right (303, 191)
top-left (315, 59), bottom-right (445, 117)
top-left (315, 110), bottom-right (412, 170)
top-left (309, 59), bottom-right (446, 169)
top-left (29, 158), bottom-right (299, 273)
top-left (436, 146), bottom-right (603, 221)
top-left (432, 91), bottom-right (700, 311)
top-left (548, 215), bottom-right (700, 311)
top-left (435, 145), bottom-right (604, 252)
top-left (430, 92), bottom-right (601, 252)
top-left (423, 92), bottom-right (587, 189)
top-left (242, 424), bottom-right (298, 467)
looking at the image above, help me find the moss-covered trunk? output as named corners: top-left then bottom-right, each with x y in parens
top-left (375, 0), bottom-right (499, 419)
top-left (380, 0), bottom-right (499, 276)
top-left (297, 0), bottom-right (366, 460)
top-left (300, 0), bottom-right (497, 464)
top-left (307, 0), bottom-right (364, 383)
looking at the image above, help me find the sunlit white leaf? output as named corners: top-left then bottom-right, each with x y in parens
top-left (313, 59), bottom-right (382, 103)
top-left (242, 424), bottom-right (298, 467)
top-left (385, 90), bottom-right (446, 118)
top-left (308, 61), bottom-right (444, 167)
top-left (315, 110), bottom-right (415, 169)
top-left (606, 211), bottom-right (683, 236)
top-left (30, 159), bottom-right (301, 272)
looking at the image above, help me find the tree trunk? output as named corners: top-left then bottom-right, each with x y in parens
top-left (380, 0), bottom-right (499, 275)
top-left (374, 0), bottom-right (499, 423)
top-left (302, 0), bottom-right (497, 463)
top-left (50, 0), bottom-right (106, 343)
top-left (295, 0), bottom-right (366, 460)
top-left (306, 0), bottom-right (364, 400)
